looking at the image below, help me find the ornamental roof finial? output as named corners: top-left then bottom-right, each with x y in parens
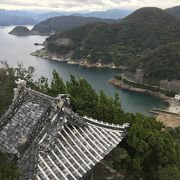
top-left (13, 79), bottom-right (26, 101)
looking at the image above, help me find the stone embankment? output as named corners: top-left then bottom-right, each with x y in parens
top-left (108, 78), bottom-right (170, 100)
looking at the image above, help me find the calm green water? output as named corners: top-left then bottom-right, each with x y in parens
top-left (0, 26), bottom-right (168, 114)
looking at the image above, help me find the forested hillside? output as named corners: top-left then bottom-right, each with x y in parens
top-left (166, 6), bottom-right (180, 19)
top-left (129, 42), bottom-right (180, 85)
top-left (45, 7), bottom-right (180, 85)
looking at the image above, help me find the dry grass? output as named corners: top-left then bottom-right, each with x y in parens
top-left (156, 114), bottom-right (180, 128)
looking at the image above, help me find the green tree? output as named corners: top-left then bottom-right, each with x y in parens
top-left (0, 152), bottom-right (20, 180)
top-left (66, 75), bottom-right (98, 117)
top-left (36, 76), bottom-right (49, 93)
top-left (0, 68), bottom-right (15, 116)
top-left (124, 114), bottom-right (178, 179)
top-left (158, 165), bottom-right (180, 180)
top-left (49, 70), bottom-right (67, 96)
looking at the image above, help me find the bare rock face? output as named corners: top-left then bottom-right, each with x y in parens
top-left (123, 69), bottom-right (144, 83)
top-left (134, 69), bottom-right (144, 83)
top-left (9, 26), bottom-right (31, 36)
top-left (55, 38), bottom-right (73, 46)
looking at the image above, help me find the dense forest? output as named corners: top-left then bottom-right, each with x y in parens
top-left (45, 7), bottom-right (180, 85)
top-left (129, 42), bottom-right (180, 84)
top-left (0, 63), bottom-right (180, 180)
top-left (31, 16), bottom-right (118, 35)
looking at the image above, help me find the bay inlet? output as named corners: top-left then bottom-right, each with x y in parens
top-left (0, 26), bottom-right (168, 114)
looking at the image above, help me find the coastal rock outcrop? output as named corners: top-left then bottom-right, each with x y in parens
top-left (9, 26), bottom-right (31, 36)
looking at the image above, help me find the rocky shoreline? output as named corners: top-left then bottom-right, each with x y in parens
top-left (108, 78), bottom-right (171, 101)
top-left (31, 49), bottom-right (124, 69)
top-left (31, 49), bottom-right (69, 62)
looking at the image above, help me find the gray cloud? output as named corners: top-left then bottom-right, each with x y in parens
top-left (47, 0), bottom-right (105, 9)
top-left (0, 0), bottom-right (179, 11)
top-left (0, 0), bottom-right (43, 7)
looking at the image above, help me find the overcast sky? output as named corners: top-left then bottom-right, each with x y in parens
top-left (0, 0), bottom-right (179, 11)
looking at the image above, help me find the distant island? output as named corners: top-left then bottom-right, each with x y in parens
top-left (9, 26), bottom-right (31, 36)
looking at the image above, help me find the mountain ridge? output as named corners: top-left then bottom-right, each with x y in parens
top-left (0, 9), bottom-right (37, 26)
top-left (31, 15), bottom-right (120, 35)
top-left (166, 6), bottom-right (180, 19)
top-left (0, 8), bottom-right (132, 26)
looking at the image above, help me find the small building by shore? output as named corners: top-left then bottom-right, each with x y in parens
top-left (175, 93), bottom-right (180, 101)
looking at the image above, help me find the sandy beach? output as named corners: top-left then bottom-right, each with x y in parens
top-left (156, 99), bottom-right (180, 128)
top-left (156, 114), bottom-right (180, 128)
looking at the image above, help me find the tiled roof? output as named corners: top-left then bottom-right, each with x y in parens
top-left (0, 81), bottom-right (129, 180)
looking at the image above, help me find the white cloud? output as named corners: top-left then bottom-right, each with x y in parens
top-left (0, 0), bottom-right (179, 11)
